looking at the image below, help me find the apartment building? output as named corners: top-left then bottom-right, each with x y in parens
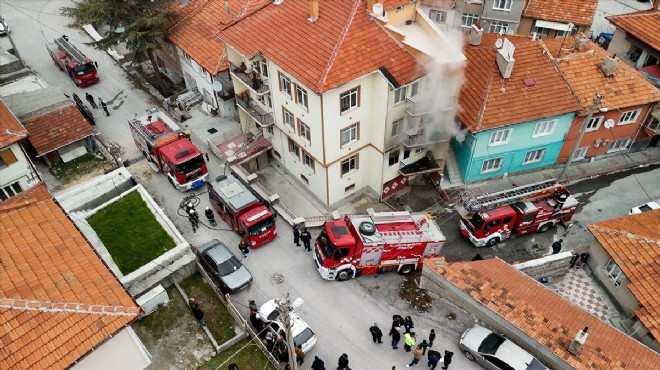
top-left (455, 0), bottom-right (525, 34)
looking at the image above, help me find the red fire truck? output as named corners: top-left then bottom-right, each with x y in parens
top-left (208, 175), bottom-right (277, 248)
top-left (313, 209), bottom-right (445, 281)
top-left (46, 35), bottom-right (99, 87)
top-left (456, 179), bottom-right (578, 247)
top-left (128, 109), bottom-right (208, 191)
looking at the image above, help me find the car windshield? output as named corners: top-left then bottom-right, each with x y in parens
top-left (527, 358), bottom-right (547, 370)
top-left (73, 63), bottom-right (96, 75)
top-left (247, 216), bottom-right (275, 236)
top-left (175, 155), bottom-right (204, 174)
top-left (318, 229), bottom-right (337, 258)
top-left (478, 333), bottom-right (505, 355)
top-left (217, 256), bottom-right (243, 276)
top-left (294, 327), bottom-right (314, 348)
top-left (264, 309), bottom-right (280, 322)
top-left (470, 213), bottom-right (485, 230)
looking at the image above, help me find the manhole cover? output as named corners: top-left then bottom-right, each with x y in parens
top-left (208, 128), bottom-right (218, 134)
top-left (446, 312), bottom-right (456, 320)
top-left (272, 273), bottom-right (284, 284)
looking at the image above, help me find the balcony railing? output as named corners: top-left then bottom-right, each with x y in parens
top-left (405, 96), bottom-right (455, 117)
top-left (229, 61), bottom-right (270, 95)
top-left (236, 95), bottom-right (274, 127)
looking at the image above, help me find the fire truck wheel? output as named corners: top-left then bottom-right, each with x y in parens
top-left (399, 265), bottom-right (415, 275)
top-left (336, 269), bottom-right (354, 281)
top-left (537, 223), bottom-right (552, 233)
top-left (486, 237), bottom-right (500, 247)
top-left (358, 221), bottom-right (376, 236)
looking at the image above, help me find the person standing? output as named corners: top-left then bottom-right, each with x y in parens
top-left (300, 227), bottom-right (312, 251)
top-left (427, 350), bottom-right (441, 370)
top-left (311, 356), bottom-right (325, 370)
top-left (369, 323), bottom-right (383, 343)
top-left (552, 239), bottom-right (563, 254)
top-left (441, 350), bottom-right (453, 370)
top-left (85, 92), bottom-right (98, 108)
top-left (293, 224), bottom-right (301, 247)
top-left (404, 316), bottom-right (414, 333)
top-left (392, 314), bottom-right (404, 330)
top-left (188, 297), bottom-right (205, 326)
top-left (99, 98), bottom-right (110, 116)
top-left (295, 344), bottom-right (305, 366)
top-left (337, 353), bottom-right (349, 370)
top-left (239, 240), bottom-right (250, 258)
top-left (420, 339), bottom-right (429, 355)
top-left (389, 325), bottom-right (401, 349)
top-left (403, 331), bottom-right (416, 352)
top-left (429, 329), bottom-right (436, 347)
top-left (406, 345), bottom-right (423, 368)
top-left (249, 300), bottom-right (257, 311)
top-left (188, 209), bottom-right (199, 233)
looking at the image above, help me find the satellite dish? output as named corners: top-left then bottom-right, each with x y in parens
top-left (212, 80), bottom-right (223, 92)
top-left (604, 119), bottom-right (615, 129)
top-left (495, 38), bottom-right (503, 49)
top-left (292, 297), bottom-right (304, 309)
top-left (373, 3), bottom-right (383, 15)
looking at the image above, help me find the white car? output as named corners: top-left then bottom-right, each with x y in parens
top-left (0, 20), bottom-right (9, 36)
top-left (628, 200), bottom-right (660, 215)
top-left (460, 324), bottom-right (548, 370)
top-left (259, 299), bottom-right (317, 353)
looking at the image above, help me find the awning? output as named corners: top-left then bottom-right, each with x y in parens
top-left (535, 20), bottom-right (571, 32)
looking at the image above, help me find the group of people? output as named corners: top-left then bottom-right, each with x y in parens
top-left (74, 91), bottom-right (110, 116)
top-left (292, 224), bottom-right (313, 251)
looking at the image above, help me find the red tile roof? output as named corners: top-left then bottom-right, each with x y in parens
top-left (588, 209), bottom-right (660, 344)
top-left (425, 257), bottom-right (660, 369)
top-left (0, 184), bottom-right (139, 370)
top-left (0, 100), bottom-right (28, 148)
top-left (458, 34), bottom-right (580, 132)
top-left (523, 0), bottom-right (599, 26)
top-left (22, 105), bottom-right (94, 156)
top-left (607, 10), bottom-right (660, 53)
top-left (544, 37), bottom-right (660, 114)
top-left (167, 0), bottom-right (270, 74)
top-left (220, 0), bottom-right (425, 94)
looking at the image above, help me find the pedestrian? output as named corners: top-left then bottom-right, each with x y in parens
top-left (99, 98), bottom-right (110, 116)
top-left (277, 344), bottom-right (288, 363)
top-left (293, 224), bottom-right (301, 247)
top-left (553, 189), bottom-right (568, 211)
top-left (552, 239), bottom-right (563, 254)
top-left (188, 298), bottom-right (205, 326)
top-left (441, 350), bottom-right (453, 370)
top-left (429, 329), bottom-right (436, 347)
top-left (249, 299), bottom-right (258, 311)
top-left (389, 325), bottom-right (401, 349)
top-left (403, 331), bottom-right (416, 352)
top-left (337, 353), bottom-right (349, 370)
top-left (239, 240), bottom-right (250, 258)
top-left (284, 364), bottom-right (291, 370)
top-left (369, 322), bottom-right (383, 343)
top-left (392, 314), bottom-right (404, 330)
top-left (295, 344), bottom-right (305, 366)
top-left (188, 209), bottom-right (199, 232)
top-left (72, 93), bottom-right (83, 107)
top-left (420, 339), bottom-right (429, 355)
top-left (85, 92), bottom-right (97, 109)
top-left (311, 356), bottom-right (326, 370)
top-left (427, 349), bottom-right (441, 370)
top-left (404, 316), bottom-right (414, 333)
top-left (406, 344), bottom-right (423, 367)
top-left (300, 227), bottom-right (312, 251)
top-left (249, 309), bottom-right (262, 330)
top-left (471, 253), bottom-right (483, 261)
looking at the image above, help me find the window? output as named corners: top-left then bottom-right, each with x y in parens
top-left (461, 13), bottom-right (479, 27)
top-left (585, 116), bottom-right (603, 132)
top-left (531, 22), bottom-right (550, 36)
top-left (627, 45), bottom-right (643, 63)
top-left (0, 182), bottom-right (23, 201)
top-left (523, 149), bottom-right (545, 164)
top-left (298, 120), bottom-right (311, 141)
top-left (295, 85), bottom-right (308, 109)
top-left (288, 138), bottom-right (300, 158)
top-left (302, 152), bottom-right (315, 171)
top-left (481, 158), bottom-right (503, 173)
top-left (647, 115), bottom-right (660, 131)
top-left (403, 149), bottom-right (411, 160)
top-left (619, 109), bottom-right (641, 125)
top-left (415, 147), bottom-right (425, 154)
top-left (282, 108), bottom-right (295, 129)
top-left (608, 138), bottom-right (632, 153)
top-left (573, 147), bottom-right (588, 160)
top-left (493, 0), bottom-right (512, 11)
top-left (604, 259), bottom-right (625, 286)
top-left (340, 87), bottom-right (360, 112)
top-left (344, 184), bottom-right (355, 192)
top-left (489, 21), bottom-right (508, 34)
top-left (429, 9), bottom-right (447, 23)
top-left (532, 119), bottom-right (557, 137)
top-left (392, 119), bottom-right (403, 137)
top-left (279, 73), bottom-right (292, 97)
top-left (394, 86), bottom-right (407, 104)
top-left (341, 155), bottom-right (358, 176)
top-left (257, 94), bottom-right (272, 109)
top-left (488, 128), bottom-right (512, 146)
top-left (252, 60), bottom-right (269, 78)
top-left (0, 148), bottom-right (18, 168)
top-left (300, 174), bottom-right (309, 185)
top-left (410, 82), bottom-right (419, 97)
top-left (388, 150), bottom-right (400, 166)
top-left (341, 123), bottom-right (359, 146)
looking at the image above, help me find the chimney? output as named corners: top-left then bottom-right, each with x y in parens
top-left (654, 0), bottom-right (660, 10)
top-left (469, 24), bottom-right (484, 46)
top-left (309, 0), bottom-right (319, 21)
top-left (368, 0), bottom-right (379, 12)
top-left (600, 56), bottom-right (617, 77)
top-left (568, 327), bottom-right (589, 355)
top-left (496, 38), bottom-right (516, 79)
top-left (573, 36), bottom-right (589, 50)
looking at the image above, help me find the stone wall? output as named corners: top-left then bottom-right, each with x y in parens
top-left (513, 251), bottom-right (574, 280)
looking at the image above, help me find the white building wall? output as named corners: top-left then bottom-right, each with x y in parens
top-left (607, 29), bottom-right (631, 60)
top-left (0, 144), bottom-right (38, 198)
top-left (420, 4), bottom-right (457, 30)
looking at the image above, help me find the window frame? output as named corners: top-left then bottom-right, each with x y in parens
top-left (488, 128), bottom-right (512, 146)
top-left (489, 21), bottom-right (509, 34)
top-left (288, 138), bottom-right (300, 158)
top-left (279, 72), bottom-right (292, 97)
top-left (295, 85), bottom-right (308, 109)
top-left (0, 148), bottom-right (19, 168)
top-left (573, 147), bottom-right (589, 160)
top-left (585, 116), bottom-right (603, 132)
top-left (481, 157), bottom-right (503, 173)
top-left (340, 123), bottom-right (359, 146)
top-left (298, 119), bottom-right (311, 141)
top-left (604, 258), bottom-right (625, 286)
top-left (522, 148), bottom-right (546, 165)
top-left (388, 150), bottom-right (400, 167)
top-left (461, 13), bottom-right (479, 28)
top-left (618, 109), bottom-right (641, 125)
top-left (429, 9), bottom-right (447, 23)
top-left (608, 137), bottom-right (632, 153)
top-left (492, 0), bottom-right (512, 11)
top-left (340, 87), bottom-right (360, 113)
top-left (282, 107), bottom-right (295, 130)
top-left (394, 86), bottom-right (407, 104)
top-left (532, 119), bottom-right (557, 138)
top-left (410, 82), bottom-right (419, 97)
top-left (392, 119), bottom-right (403, 137)
top-left (340, 155), bottom-right (359, 176)
top-left (302, 151), bottom-right (315, 171)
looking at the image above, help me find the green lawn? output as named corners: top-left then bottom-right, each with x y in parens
top-left (88, 190), bottom-right (176, 274)
top-left (201, 338), bottom-right (277, 370)
top-left (180, 272), bottom-right (236, 342)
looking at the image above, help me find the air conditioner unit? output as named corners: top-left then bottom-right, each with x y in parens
top-left (594, 139), bottom-right (603, 147)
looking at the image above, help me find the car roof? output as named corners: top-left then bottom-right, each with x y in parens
top-left (198, 239), bottom-right (232, 262)
top-left (259, 299), bottom-right (311, 337)
top-left (463, 325), bottom-right (541, 370)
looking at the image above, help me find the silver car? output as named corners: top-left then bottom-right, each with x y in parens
top-left (258, 299), bottom-right (318, 353)
top-left (197, 239), bottom-right (252, 293)
top-left (460, 324), bottom-right (548, 370)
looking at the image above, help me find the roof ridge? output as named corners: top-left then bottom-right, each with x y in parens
top-left (168, 0), bottom-right (212, 31)
top-left (0, 298), bottom-right (141, 316)
top-left (475, 58), bottom-right (497, 131)
top-left (317, 0), bottom-right (362, 91)
top-left (589, 224), bottom-right (660, 244)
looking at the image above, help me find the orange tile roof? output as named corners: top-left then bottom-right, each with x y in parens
top-left (382, 0), bottom-right (417, 9)
top-left (0, 184), bottom-right (139, 370)
top-left (607, 10), bottom-right (660, 53)
top-left (425, 257), bottom-right (660, 369)
top-left (220, 0), bottom-right (425, 94)
top-left (458, 34), bottom-right (580, 132)
top-left (544, 37), bottom-right (660, 114)
top-left (0, 100), bottom-right (28, 148)
top-left (587, 209), bottom-right (660, 344)
top-left (167, 0), bottom-right (270, 74)
top-left (523, 0), bottom-right (598, 26)
top-left (22, 105), bottom-right (94, 156)
top-left (421, 0), bottom-right (456, 8)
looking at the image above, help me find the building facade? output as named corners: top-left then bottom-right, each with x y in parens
top-left (454, 0), bottom-right (525, 34)
top-left (606, 9), bottom-right (660, 70)
top-left (518, 0), bottom-right (598, 38)
top-left (0, 100), bottom-right (38, 202)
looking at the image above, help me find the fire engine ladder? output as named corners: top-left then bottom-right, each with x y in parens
top-left (55, 36), bottom-right (88, 64)
top-left (456, 179), bottom-right (560, 215)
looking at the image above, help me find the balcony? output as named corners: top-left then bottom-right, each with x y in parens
top-left (229, 61), bottom-right (270, 95)
top-left (236, 94), bottom-right (274, 127)
top-left (405, 96), bottom-right (455, 117)
top-left (401, 130), bottom-right (449, 148)
top-left (399, 151), bottom-right (446, 177)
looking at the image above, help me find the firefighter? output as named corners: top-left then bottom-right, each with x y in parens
top-left (85, 93), bottom-right (98, 109)
top-left (239, 240), bottom-right (250, 258)
top-left (554, 188), bottom-right (568, 211)
top-left (300, 227), bottom-right (312, 251)
top-left (204, 207), bottom-right (216, 226)
top-left (99, 98), bottom-right (110, 116)
top-left (188, 209), bottom-right (199, 232)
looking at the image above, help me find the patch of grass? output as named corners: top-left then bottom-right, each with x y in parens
top-left (50, 153), bottom-right (105, 182)
top-left (88, 191), bottom-right (175, 274)
top-left (136, 286), bottom-right (184, 339)
top-left (399, 274), bottom-right (433, 313)
top-left (201, 338), bottom-right (277, 370)
top-left (180, 272), bottom-right (236, 342)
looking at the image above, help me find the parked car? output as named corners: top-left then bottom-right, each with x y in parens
top-left (0, 20), bottom-right (10, 36)
top-left (196, 239), bottom-right (252, 293)
top-left (460, 324), bottom-right (548, 370)
top-left (628, 200), bottom-right (659, 215)
top-left (258, 298), bottom-right (317, 353)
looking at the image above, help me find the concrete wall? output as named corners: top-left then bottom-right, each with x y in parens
top-left (481, 0), bottom-right (525, 32)
top-left (0, 143), bottom-right (38, 198)
top-left (55, 167), bottom-right (135, 212)
top-left (513, 252), bottom-right (574, 280)
top-left (420, 4), bottom-right (457, 30)
top-left (607, 29), bottom-right (631, 61)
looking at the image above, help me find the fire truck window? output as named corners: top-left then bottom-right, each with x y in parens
top-left (487, 219), bottom-right (501, 228)
top-left (521, 213), bottom-right (535, 223)
top-left (334, 248), bottom-right (350, 259)
top-left (502, 217), bottom-right (513, 224)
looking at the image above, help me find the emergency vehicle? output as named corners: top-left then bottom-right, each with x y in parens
top-left (456, 179), bottom-right (578, 247)
top-left (208, 175), bottom-right (277, 248)
top-left (128, 109), bottom-right (208, 191)
top-left (313, 209), bottom-right (445, 281)
top-left (46, 35), bottom-right (99, 87)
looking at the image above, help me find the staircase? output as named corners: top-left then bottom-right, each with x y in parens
top-left (442, 144), bottom-right (464, 188)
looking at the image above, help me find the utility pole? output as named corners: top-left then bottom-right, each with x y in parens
top-left (0, 15), bottom-right (23, 67)
top-left (559, 94), bottom-right (603, 181)
top-left (275, 294), bottom-right (298, 370)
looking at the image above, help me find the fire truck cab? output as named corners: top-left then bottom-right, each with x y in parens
top-left (46, 35), bottom-right (99, 87)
